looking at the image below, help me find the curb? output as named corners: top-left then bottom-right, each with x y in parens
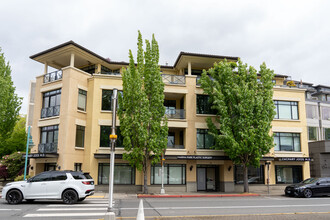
top-left (137, 193), bottom-right (260, 198)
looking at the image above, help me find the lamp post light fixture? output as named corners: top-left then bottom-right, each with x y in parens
top-left (24, 126), bottom-right (34, 180)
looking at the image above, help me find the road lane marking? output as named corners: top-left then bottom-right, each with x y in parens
top-left (0, 209), bottom-right (21, 211)
top-left (47, 204), bottom-right (107, 207)
top-left (24, 213), bottom-right (106, 217)
top-left (38, 208), bottom-right (107, 211)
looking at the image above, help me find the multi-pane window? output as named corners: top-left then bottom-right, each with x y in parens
top-left (151, 164), bottom-right (186, 185)
top-left (308, 127), bottom-right (318, 141)
top-left (40, 125), bottom-right (59, 144)
top-left (274, 101), bottom-right (299, 120)
top-left (274, 132), bottom-right (301, 152)
top-left (101, 65), bottom-right (120, 75)
top-left (78, 89), bottom-right (87, 111)
top-left (196, 95), bottom-right (216, 114)
top-left (80, 65), bottom-right (96, 74)
top-left (41, 89), bottom-right (61, 118)
top-left (234, 165), bottom-right (265, 184)
top-left (74, 163), bottom-right (82, 172)
top-left (100, 126), bottom-right (123, 147)
top-left (75, 125), bottom-right (85, 148)
top-left (101, 90), bottom-right (122, 111)
top-left (197, 129), bottom-right (214, 149)
top-left (275, 165), bottom-right (302, 184)
top-left (321, 107), bottom-right (330, 120)
top-left (306, 105), bottom-right (318, 119)
top-left (324, 128), bottom-right (330, 140)
top-left (98, 163), bottom-right (135, 185)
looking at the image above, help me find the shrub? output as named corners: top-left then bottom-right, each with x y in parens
top-left (0, 152), bottom-right (25, 179)
top-left (14, 174), bottom-right (31, 181)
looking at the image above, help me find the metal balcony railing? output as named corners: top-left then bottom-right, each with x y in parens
top-left (162, 74), bottom-right (185, 85)
top-left (38, 143), bottom-right (58, 153)
top-left (165, 109), bottom-right (186, 119)
top-left (167, 145), bottom-right (184, 149)
top-left (44, 70), bottom-right (62, 83)
top-left (41, 105), bottom-right (60, 118)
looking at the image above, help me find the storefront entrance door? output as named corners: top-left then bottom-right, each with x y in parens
top-left (197, 168), bottom-right (206, 191)
top-left (197, 166), bottom-right (218, 191)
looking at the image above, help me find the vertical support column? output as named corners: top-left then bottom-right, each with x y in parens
top-left (188, 62), bottom-right (192, 76)
top-left (44, 62), bottom-right (48, 74)
top-left (70, 53), bottom-right (75, 67)
top-left (97, 64), bottom-right (101, 74)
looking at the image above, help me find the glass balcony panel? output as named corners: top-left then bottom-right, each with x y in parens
top-left (162, 74), bottom-right (185, 85)
top-left (38, 143), bottom-right (58, 153)
top-left (165, 109), bottom-right (185, 119)
top-left (167, 145), bottom-right (184, 149)
top-left (41, 105), bottom-right (60, 118)
top-left (43, 70), bottom-right (63, 83)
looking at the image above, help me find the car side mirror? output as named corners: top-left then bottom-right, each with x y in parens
top-left (27, 178), bottom-right (33, 183)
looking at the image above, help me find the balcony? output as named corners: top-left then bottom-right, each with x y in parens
top-left (165, 109), bottom-right (185, 119)
top-left (41, 105), bottom-right (60, 118)
top-left (44, 70), bottom-right (62, 83)
top-left (162, 74), bottom-right (185, 85)
top-left (38, 143), bottom-right (58, 153)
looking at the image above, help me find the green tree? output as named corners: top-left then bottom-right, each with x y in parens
top-left (0, 116), bottom-right (27, 157)
top-left (0, 48), bottom-right (22, 155)
top-left (200, 60), bottom-right (275, 192)
top-left (118, 31), bottom-right (168, 194)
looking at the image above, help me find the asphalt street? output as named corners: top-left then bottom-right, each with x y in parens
top-left (2, 195), bottom-right (330, 219)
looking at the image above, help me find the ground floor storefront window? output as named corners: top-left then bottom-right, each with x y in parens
top-left (98, 163), bottom-right (135, 185)
top-left (151, 164), bottom-right (186, 185)
top-left (234, 165), bottom-right (265, 184)
top-left (275, 165), bottom-right (302, 184)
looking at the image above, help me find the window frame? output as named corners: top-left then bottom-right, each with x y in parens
top-left (77, 89), bottom-right (87, 111)
top-left (75, 125), bottom-right (85, 148)
top-left (150, 164), bottom-right (186, 185)
top-left (274, 100), bottom-right (299, 120)
top-left (196, 95), bottom-right (216, 115)
top-left (197, 129), bottom-right (215, 149)
top-left (98, 163), bottom-right (135, 185)
top-left (274, 132), bottom-right (301, 152)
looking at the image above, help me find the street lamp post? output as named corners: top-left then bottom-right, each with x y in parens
top-left (108, 89), bottom-right (118, 213)
top-left (24, 126), bottom-right (34, 180)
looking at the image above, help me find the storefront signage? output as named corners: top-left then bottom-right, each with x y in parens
top-left (22, 153), bottom-right (58, 158)
top-left (175, 155), bottom-right (228, 160)
top-left (277, 157), bottom-right (311, 161)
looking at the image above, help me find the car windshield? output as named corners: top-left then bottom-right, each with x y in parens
top-left (301, 178), bottom-right (319, 184)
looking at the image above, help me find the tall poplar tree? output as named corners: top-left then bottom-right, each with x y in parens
top-left (200, 60), bottom-right (275, 192)
top-left (0, 48), bottom-right (22, 155)
top-left (118, 32), bottom-right (168, 194)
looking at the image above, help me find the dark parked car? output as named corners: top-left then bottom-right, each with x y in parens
top-left (285, 177), bottom-right (330, 198)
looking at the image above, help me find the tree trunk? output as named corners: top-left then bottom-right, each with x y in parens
top-left (243, 165), bottom-right (249, 193)
top-left (143, 158), bottom-right (148, 194)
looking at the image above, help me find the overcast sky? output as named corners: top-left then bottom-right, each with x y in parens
top-left (1, 0), bottom-right (329, 114)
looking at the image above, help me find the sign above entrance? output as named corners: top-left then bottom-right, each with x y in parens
top-left (22, 153), bottom-right (59, 158)
top-left (276, 157), bottom-right (312, 161)
top-left (168, 155), bottom-right (230, 160)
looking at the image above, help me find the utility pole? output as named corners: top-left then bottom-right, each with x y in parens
top-left (108, 89), bottom-right (118, 212)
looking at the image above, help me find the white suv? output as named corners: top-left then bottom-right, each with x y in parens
top-left (2, 170), bottom-right (94, 204)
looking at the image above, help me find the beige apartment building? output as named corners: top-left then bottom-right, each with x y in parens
top-left (27, 41), bottom-right (310, 193)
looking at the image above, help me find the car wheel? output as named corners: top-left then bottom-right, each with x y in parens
top-left (303, 189), bottom-right (313, 198)
top-left (6, 189), bottom-right (23, 204)
top-left (78, 197), bottom-right (85, 202)
top-left (26, 199), bottom-right (35, 203)
top-left (62, 189), bottom-right (78, 204)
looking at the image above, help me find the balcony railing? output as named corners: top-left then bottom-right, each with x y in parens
top-left (44, 70), bottom-right (62, 83)
top-left (41, 105), bottom-right (60, 118)
top-left (38, 143), bottom-right (58, 153)
top-left (167, 145), bottom-right (184, 149)
top-left (162, 74), bottom-right (185, 85)
top-left (165, 109), bottom-right (186, 119)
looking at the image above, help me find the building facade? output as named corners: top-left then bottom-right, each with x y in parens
top-left (27, 41), bottom-right (310, 193)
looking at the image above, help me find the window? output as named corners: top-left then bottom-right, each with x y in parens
top-left (98, 163), bottom-right (135, 185)
top-left (51, 173), bottom-right (67, 181)
top-left (75, 125), bottom-right (85, 148)
top-left (275, 165), bottom-right (302, 184)
top-left (274, 133), bottom-right (301, 152)
top-left (321, 107), bottom-right (330, 120)
top-left (74, 163), bottom-right (82, 171)
top-left (234, 165), bottom-right (264, 184)
top-left (80, 65), bottom-right (96, 74)
top-left (102, 89), bottom-right (122, 111)
top-left (101, 65), bottom-right (120, 75)
top-left (167, 132), bottom-right (175, 147)
top-left (100, 126), bottom-right (123, 147)
top-left (41, 89), bottom-right (61, 118)
top-left (31, 172), bottom-right (52, 182)
top-left (306, 105), bottom-right (318, 119)
top-left (78, 89), bottom-right (87, 111)
top-left (274, 101), bottom-right (298, 120)
top-left (196, 95), bottom-right (216, 114)
top-left (151, 164), bottom-right (186, 185)
top-left (325, 128), bottom-right (330, 140)
top-left (197, 129), bottom-right (214, 149)
top-left (40, 125), bottom-right (59, 145)
top-left (308, 127), bottom-right (318, 141)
